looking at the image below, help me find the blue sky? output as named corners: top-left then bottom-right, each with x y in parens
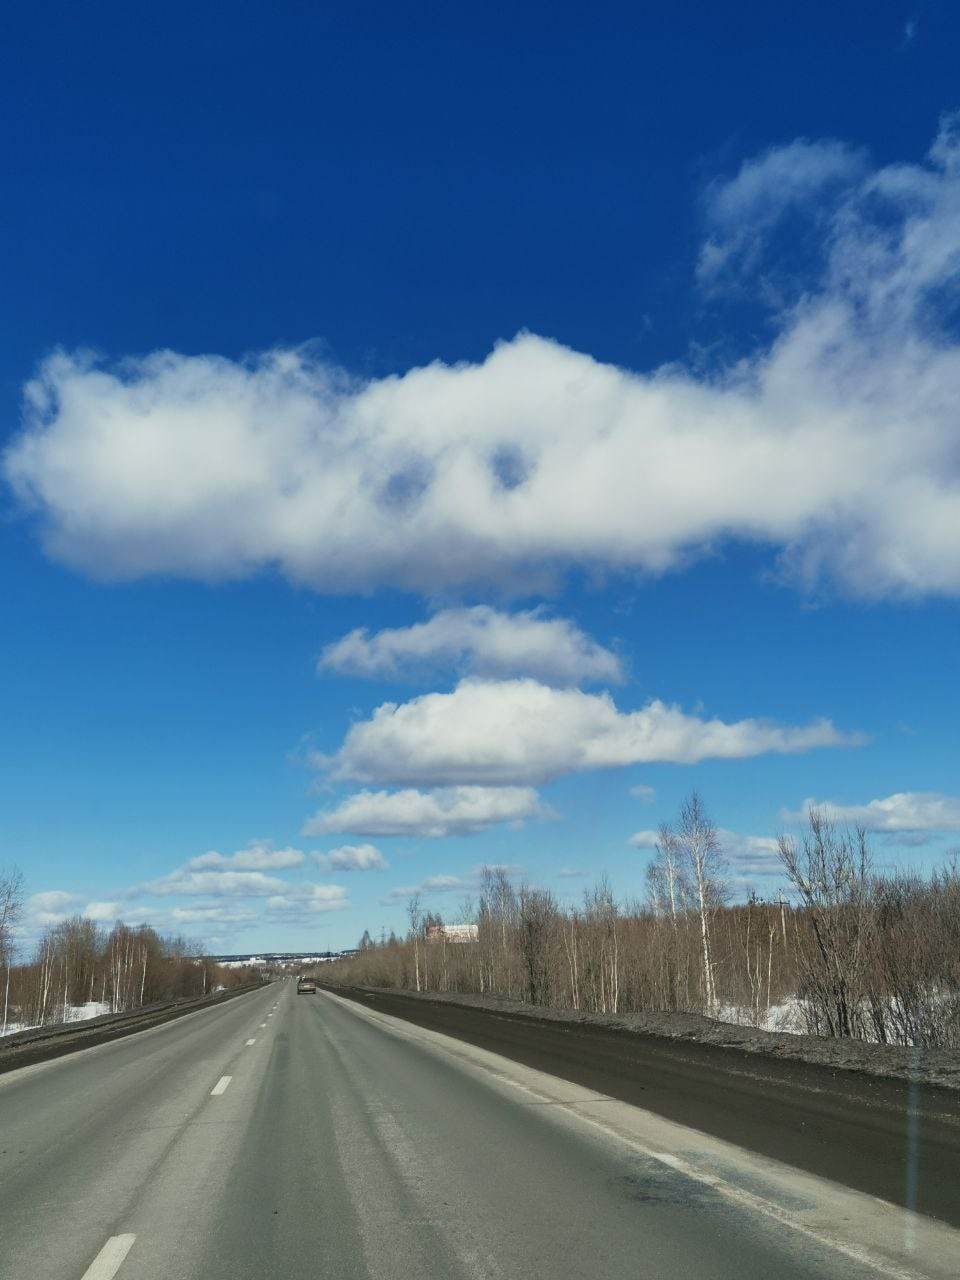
top-left (3, 2), bottom-right (960, 952)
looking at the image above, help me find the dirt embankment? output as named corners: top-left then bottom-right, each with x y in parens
top-left (323, 983), bottom-right (960, 1091)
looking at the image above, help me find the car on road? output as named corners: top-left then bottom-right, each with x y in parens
top-left (297, 976), bottom-right (317, 994)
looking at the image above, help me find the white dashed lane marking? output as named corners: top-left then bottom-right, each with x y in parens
top-left (80, 1234), bottom-right (136, 1280)
top-left (210, 1076), bottom-right (232, 1096)
top-left (245, 1038), bottom-right (256, 1045)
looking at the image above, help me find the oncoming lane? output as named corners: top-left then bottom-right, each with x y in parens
top-left (0, 980), bottom-right (281, 1280)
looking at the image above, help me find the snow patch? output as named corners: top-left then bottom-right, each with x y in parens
top-left (1, 1000), bottom-right (110, 1038)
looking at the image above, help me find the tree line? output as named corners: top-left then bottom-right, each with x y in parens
top-left (325, 794), bottom-right (960, 1049)
top-left (0, 895), bottom-right (260, 1034)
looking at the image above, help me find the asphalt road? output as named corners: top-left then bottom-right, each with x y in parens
top-left (0, 981), bottom-right (956, 1280)
top-left (328, 985), bottom-right (960, 1226)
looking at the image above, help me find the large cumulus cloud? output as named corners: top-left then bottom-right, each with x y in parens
top-left (8, 120), bottom-right (960, 600)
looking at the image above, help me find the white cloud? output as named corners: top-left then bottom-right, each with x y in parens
top-left (169, 905), bottom-right (258, 924)
top-left (142, 870), bottom-right (289, 897)
top-left (304, 784), bottom-right (548, 838)
top-left (383, 874), bottom-right (476, 902)
top-left (319, 606), bottom-right (622, 686)
top-left (327, 678), bottom-right (858, 787)
top-left (19, 890), bottom-right (86, 931)
top-left (382, 864), bottom-right (521, 903)
top-left (9, 121), bottom-right (960, 603)
top-left (188, 842), bottom-right (305, 871)
top-left (628, 829), bottom-right (661, 850)
top-left (142, 884), bottom-right (349, 922)
top-left (313, 844), bottom-right (387, 871)
top-left (698, 138), bottom-right (867, 282)
top-left (83, 900), bottom-right (123, 922)
top-left (264, 885), bottom-right (349, 915)
top-left (629, 784), bottom-right (656, 803)
top-left (26, 890), bottom-right (80, 914)
top-left (786, 792), bottom-right (960, 842)
top-left (21, 844), bottom-right (349, 942)
top-left (631, 827), bottom-right (782, 877)
top-left (717, 830), bottom-right (782, 876)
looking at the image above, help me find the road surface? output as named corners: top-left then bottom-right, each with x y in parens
top-left (0, 980), bottom-right (956, 1280)
top-left (328, 985), bottom-right (960, 1225)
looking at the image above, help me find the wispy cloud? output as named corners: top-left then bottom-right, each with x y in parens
top-left (697, 137), bottom-right (867, 283)
top-left (313, 844), bottom-right (388, 871)
top-left (319, 606), bottom-right (623, 687)
top-left (629, 784), bottom-right (656, 803)
top-left (631, 827), bottom-right (782, 878)
top-left (784, 792), bottom-right (960, 844)
top-left (26, 890), bottom-right (80, 914)
top-left (382, 864), bottom-right (522, 903)
top-left (142, 869), bottom-right (290, 898)
top-left (263, 885), bottom-right (349, 915)
top-left (717, 830), bottom-right (782, 876)
top-left (83, 900), bottom-right (123, 922)
top-left (305, 785), bottom-right (549, 838)
top-left (188, 842), bottom-right (305, 871)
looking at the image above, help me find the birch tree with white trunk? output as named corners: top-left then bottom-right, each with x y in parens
top-left (676, 792), bottom-right (727, 1013)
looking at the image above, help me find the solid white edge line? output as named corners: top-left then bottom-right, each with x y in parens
top-left (80, 1233), bottom-right (136, 1280)
top-left (210, 1075), bottom-right (232, 1096)
top-left (245, 1038), bottom-right (256, 1045)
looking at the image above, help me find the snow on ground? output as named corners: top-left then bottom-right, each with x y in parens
top-left (63, 1001), bottom-right (110, 1023)
top-left (1, 1001), bottom-right (111, 1038)
top-left (0, 1021), bottom-right (35, 1038)
top-left (716, 999), bottom-right (807, 1035)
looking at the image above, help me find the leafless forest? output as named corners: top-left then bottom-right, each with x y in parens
top-left (0, 893), bottom-right (257, 1034)
top-left (327, 797), bottom-right (960, 1050)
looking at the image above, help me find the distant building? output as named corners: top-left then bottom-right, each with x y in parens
top-left (425, 923), bottom-right (479, 945)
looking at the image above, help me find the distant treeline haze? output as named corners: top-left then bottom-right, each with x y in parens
top-left (327, 796), bottom-right (960, 1050)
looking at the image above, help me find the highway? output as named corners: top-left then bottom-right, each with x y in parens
top-left (1, 980), bottom-right (957, 1280)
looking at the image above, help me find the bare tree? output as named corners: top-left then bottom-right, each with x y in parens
top-left (582, 878), bottom-right (620, 1014)
top-left (479, 866), bottom-right (518, 997)
top-left (407, 894), bottom-right (423, 993)
top-left (648, 824), bottom-right (685, 923)
top-left (646, 826), bottom-right (692, 1008)
top-left (517, 886), bottom-right (556, 1005)
top-left (675, 792), bottom-right (726, 1012)
top-left (777, 810), bottom-right (871, 1038)
top-left (322, 824), bottom-right (960, 1047)
top-left (0, 867), bottom-right (23, 1035)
